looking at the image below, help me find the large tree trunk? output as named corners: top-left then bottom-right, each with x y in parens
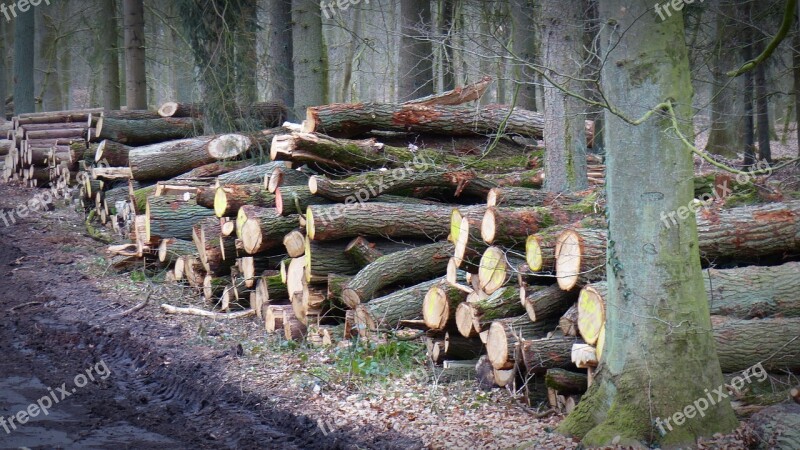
top-left (510, 0), bottom-right (537, 111)
top-left (541, 0), bottom-right (587, 193)
top-left (35, 7), bottom-right (62, 111)
top-left (753, 38), bottom-right (772, 163)
top-left (399, 0), bottom-right (434, 101)
top-left (123, 0), bottom-right (147, 109)
top-left (266, 0), bottom-right (294, 116)
top-left (559, 1), bottom-right (738, 445)
top-left (291, 0), bottom-right (327, 118)
top-left (13, 6), bottom-right (35, 114)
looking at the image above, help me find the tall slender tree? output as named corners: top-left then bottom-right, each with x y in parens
top-left (35, 6), bottom-right (62, 111)
top-left (438, 0), bottom-right (456, 92)
top-left (236, 0), bottom-right (258, 106)
top-left (510, 0), bottom-right (537, 111)
top-left (100, 0), bottom-right (121, 110)
top-left (266, 0), bottom-right (294, 115)
top-left (541, 0), bottom-right (587, 192)
top-left (753, 38), bottom-right (772, 163)
top-left (558, 0), bottom-right (738, 445)
top-left (291, 0), bottom-right (327, 117)
top-left (123, 0), bottom-right (147, 109)
top-left (399, 0), bottom-right (434, 101)
top-left (13, 4), bottom-right (35, 114)
top-left (0, 20), bottom-right (6, 118)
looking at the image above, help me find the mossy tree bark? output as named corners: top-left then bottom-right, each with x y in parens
top-left (558, 2), bottom-right (738, 445)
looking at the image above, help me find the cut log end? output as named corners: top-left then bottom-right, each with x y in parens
top-left (306, 207), bottom-right (317, 240)
top-left (241, 218), bottom-right (263, 255)
top-left (478, 246), bottom-right (508, 295)
top-left (157, 239), bottom-right (168, 263)
top-left (480, 208), bottom-right (497, 244)
top-left (453, 217), bottom-right (471, 268)
top-left (577, 286), bottom-right (605, 346)
top-left (526, 235), bottom-right (544, 272)
top-left (268, 167), bottom-right (283, 193)
top-left (208, 134), bottom-right (252, 160)
top-left (158, 102), bottom-right (180, 118)
top-left (342, 288), bottom-right (361, 309)
top-left (213, 187), bottom-right (228, 218)
top-left (423, 285), bottom-right (449, 330)
top-left (308, 175), bottom-right (319, 195)
top-left (555, 230), bottom-right (582, 291)
top-left (486, 188), bottom-right (500, 208)
top-left (283, 230), bottom-right (306, 258)
top-left (95, 140), bottom-right (106, 163)
top-left (455, 302), bottom-right (477, 338)
top-left (486, 321), bottom-right (510, 370)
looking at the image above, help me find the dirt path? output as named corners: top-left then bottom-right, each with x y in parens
top-left (0, 185), bottom-right (421, 450)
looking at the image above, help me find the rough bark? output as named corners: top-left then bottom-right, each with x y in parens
top-left (712, 316), bottom-right (800, 372)
top-left (341, 241), bottom-right (453, 307)
top-left (555, 228), bottom-right (607, 291)
top-left (518, 335), bottom-right (582, 373)
top-left (95, 140), bottom-right (132, 166)
top-left (546, 368), bottom-right (588, 395)
top-left (304, 238), bottom-right (361, 281)
top-left (307, 202), bottom-right (484, 242)
top-left (96, 117), bottom-right (201, 145)
top-left (236, 205), bottom-right (299, 254)
top-left (217, 161), bottom-right (291, 185)
top-left (128, 136), bottom-right (215, 181)
top-left (145, 196), bottom-right (214, 241)
top-left (750, 403), bottom-right (800, 450)
top-left (485, 314), bottom-right (560, 369)
top-left (559, 2), bottom-right (738, 444)
top-left (99, 0), bottom-right (121, 111)
top-left (304, 103), bottom-right (548, 139)
top-left (291, 0), bottom-right (326, 118)
top-left (399, 0), bottom-right (434, 101)
top-left (455, 286), bottom-right (525, 338)
top-left (541, 0), bottom-right (588, 193)
top-left (422, 282), bottom-right (469, 331)
top-left (481, 206), bottom-right (562, 246)
top-left (214, 184), bottom-right (275, 217)
top-left (123, 0), bottom-right (147, 109)
top-left (354, 278), bottom-right (445, 335)
top-left (275, 185), bottom-right (333, 216)
top-left (266, 0), bottom-right (294, 117)
top-left (13, 7), bottom-right (35, 114)
top-left (510, 0), bottom-right (538, 111)
top-left (523, 283), bottom-right (578, 323)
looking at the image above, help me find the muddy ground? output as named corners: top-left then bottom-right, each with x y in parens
top-left (0, 184), bottom-right (424, 449)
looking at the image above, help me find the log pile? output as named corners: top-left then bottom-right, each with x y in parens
top-left (3, 77), bottom-right (797, 412)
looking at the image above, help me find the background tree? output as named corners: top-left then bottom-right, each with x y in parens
top-left (35, 5), bottom-right (63, 111)
top-left (123, 0), bottom-right (147, 109)
top-left (0, 20), bottom-right (6, 118)
top-left (558, 0), bottom-right (738, 445)
top-left (292, 0), bottom-right (327, 117)
top-left (13, 4), bottom-right (35, 114)
top-left (399, 0), bottom-right (434, 101)
top-left (265, 0), bottom-right (294, 115)
top-left (99, 0), bottom-right (121, 110)
top-left (510, 0), bottom-right (537, 111)
top-left (540, 0), bottom-right (587, 192)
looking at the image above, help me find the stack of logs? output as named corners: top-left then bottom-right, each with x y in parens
top-left (2, 77), bottom-right (797, 414)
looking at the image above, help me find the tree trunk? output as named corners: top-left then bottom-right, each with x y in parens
top-left (0, 20), bottom-right (6, 120)
top-left (753, 38), bottom-right (772, 163)
top-left (35, 7), bottom-right (62, 111)
top-left (712, 316), bottom-right (800, 372)
top-left (145, 196), bottom-right (214, 241)
top-left (341, 241), bottom-right (453, 307)
top-left (518, 335), bottom-right (582, 373)
top-left (127, 136), bottom-right (216, 181)
top-left (307, 202), bottom-right (483, 242)
top-left (422, 282), bottom-right (468, 331)
top-left (523, 283), bottom-right (577, 323)
top-left (291, 0), bottom-right (327, 118)
top-left (123, 0), bottom-right (147, 109)
top-left (275, 185), bottom-right (333, 216)
top-left (237, 206), bottom-right (299, 254)
top-left (485, 314), bottom-right (560, 369)
top-left (481, 206), bottom-right (564, 246)
top-left (354, 278), bottom-right (445, 335)
top-left (541, 0), bottom-right (587, 193)
top-left (235, 0), bottom-right (258, 107)
top-left (742, 4), bottom-right (756, 167)
top-left (95, 140), bottom-right (132, 166)
top-left (214, 184), bottom-right (275, 217)
top-left (486, 186), bottom-right (588, 208)
top-left (559, 2), bottom-right (738, 444)
top-left (305, 103), bottom-right (550, 139)
top-left (510, 0), bottom-right (537, 111)
top-left (217, 161), bottom-right (290, 186)
top-left (705, 0), bottom-right (741, 158)
top-left (96, 117), bottom-right (201, 145)
top-left (399, 0), bottom-right (434, 101)
top-left (266, 0), bottom-right (294, 117)
top-left (158, 237), bottom-right (197, 265)
top-left (13, 6), bottom-right (35, 114)
top-left (455, 286), bottom-right (525, 338)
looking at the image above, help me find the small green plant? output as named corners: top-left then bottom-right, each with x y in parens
top-left (333, 339), bottom-right (424, 379)
top-left (130, 270), bottom-right (147, 282)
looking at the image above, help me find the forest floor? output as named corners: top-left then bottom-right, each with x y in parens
top-left (0, 181), bottom-right (771, 449)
